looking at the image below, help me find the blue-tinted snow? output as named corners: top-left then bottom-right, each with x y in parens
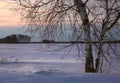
top-left (0, 44), bottom-right (120, 83)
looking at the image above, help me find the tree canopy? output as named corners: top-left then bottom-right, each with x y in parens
top-left (5, 0), bottom-right (120, 73)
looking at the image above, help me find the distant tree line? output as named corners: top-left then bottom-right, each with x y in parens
top-left (0, 34), bottom-right (31, 43)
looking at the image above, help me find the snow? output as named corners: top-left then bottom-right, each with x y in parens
top-left (0, 70), bottom-right (120, 83)
top-left (0, 44), bottom-right (120, 83)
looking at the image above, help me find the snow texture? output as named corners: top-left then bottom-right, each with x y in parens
top-left (0, 44), bottom-right (120, 83)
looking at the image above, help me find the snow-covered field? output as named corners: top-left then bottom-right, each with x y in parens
top-left (0, 44), bottom-right (120, 83)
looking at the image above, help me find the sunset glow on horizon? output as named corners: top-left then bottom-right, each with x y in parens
top-left (0, 1), bottom-right (21, 27)
top-left (0, 1), bottom-right (28, 38)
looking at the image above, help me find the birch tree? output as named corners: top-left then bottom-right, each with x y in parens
top-left (74, 0), bottom-right (95, 72)
top-left (6, 0), bottom-right (120, 73)
top-left (93, 0), bottom-right (120, 72)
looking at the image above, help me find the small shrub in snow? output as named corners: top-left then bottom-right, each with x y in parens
top-left (14, 59), bottom-right (19, 63)
top-left (0, 58), bottom-right (8, 64)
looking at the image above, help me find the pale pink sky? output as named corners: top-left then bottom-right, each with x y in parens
top-left (0, 1), bottom-right (28, 38)
top-left (0, 1), bottom-right (20, 27)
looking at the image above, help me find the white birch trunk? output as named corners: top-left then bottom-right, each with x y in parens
top-left (74, 0), bottom-right (95, 72)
